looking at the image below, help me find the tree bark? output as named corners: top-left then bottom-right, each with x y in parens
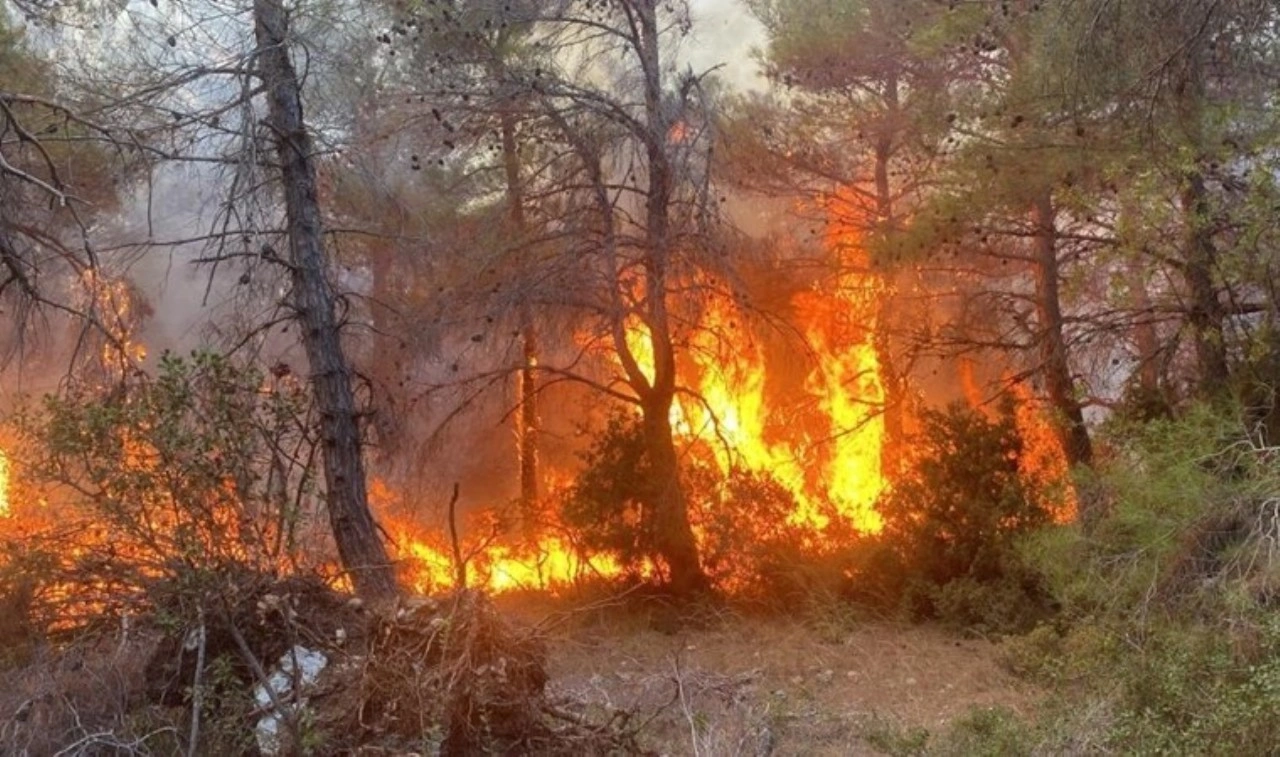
top-left (872, 68), bottom-right (906, 479)
top-left (254, 0), bottom-right (397, 599)
top-left (1181, 171), bottom-right (1229, 392)
top-left (1032, 190), bottom-right (1093, 469)
top-left (641, 394), bottom-right (707, 595)
top-left (635, 0), bottom-right (707, 595)
top-left (500, 111), bottom-right (540, 526)
top-left (1129, 260), bottom-right (1169, 409)
top-left (1172, 39), bottom-right (1230, 395)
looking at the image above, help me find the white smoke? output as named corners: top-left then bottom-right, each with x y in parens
top-left (687, 0), bottom-right (768, 93)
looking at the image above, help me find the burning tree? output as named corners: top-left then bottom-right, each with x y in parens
top-left (0, 0), bottom-right (399, 597)
top-left (526, 0), bottom-right (724, 594)
top-left (350, 0), bottom-right (733, 594)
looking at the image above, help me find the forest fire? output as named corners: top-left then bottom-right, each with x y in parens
top-left (671, 277), bottom-right (888, 531)
top-left (373, 479), bottom-right (627, 595)
top-left (0, 246), bottom-right (1077, 602)
top-left (365, 205), bottom-right (1079, 595)
top-left (384, 253), bottom-right (896, 593)
top-left (0, 449), bottom-right (9, 518)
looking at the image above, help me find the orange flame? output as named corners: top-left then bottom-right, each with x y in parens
top-left (371, 480), bottom-right (626, 595)
top-left (1009, 380), bottom-right (1078, 522)
top-left (954, 370), bottom-right (1079, 521)
top-left (0, 449), bottom-right (8, 519)
top-left (599, 274), bottom-right (887, 532)
top-left (78, 269), bottom-right (148, 371)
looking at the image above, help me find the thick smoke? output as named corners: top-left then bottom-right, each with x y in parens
top-left (686, 0), bottom-right (768, 92)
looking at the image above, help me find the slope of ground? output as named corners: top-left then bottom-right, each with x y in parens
top-left (538, 607), bottom-right (1041, 755)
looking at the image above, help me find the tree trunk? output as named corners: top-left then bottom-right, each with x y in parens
top-left (872, 68), bottom-right (906, 478)
top-left (1173, 40), bottom-right (1230, 396)
top-left (367, 247), bottom-right (406, 459)
top-left (500, 112), bottom-right (540, 527)
top-left (1032, 191), bottom-right (1093, 469)
top-left (254, 0), bottom-right (397, 600)
top-left (641, 394), bottom-right (707, 595)
top-left (1181, 171), bottom-right (1229, 392)
top-left (516, 318), bottom-right (539, 512)
top-left (635, 0), bottom-right (707, 594)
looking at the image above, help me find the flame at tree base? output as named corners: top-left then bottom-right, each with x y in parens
top-left (0, 450), bottom-right (9, 518)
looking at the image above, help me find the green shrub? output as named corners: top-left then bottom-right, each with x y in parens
top-left (561, 412), bottom-right (812, 596)
top-left (994, 403), bottom-right (1280, 753)
top-left (864, 402), bottom-right (1058, 631)
top-left (3, 350), bottom-right (328, 636)
top-left (561, 413), bottom-right (661, 578)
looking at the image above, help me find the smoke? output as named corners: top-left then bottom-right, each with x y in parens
top-left (108, 167), bottom-right (237, 355)
top-left (686, 0), bottom-right (768, 93)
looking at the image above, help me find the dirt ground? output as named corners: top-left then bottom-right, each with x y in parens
top-left (533, 606), bottom-right (1040, 756)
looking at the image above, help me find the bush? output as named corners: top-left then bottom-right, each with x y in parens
top-left (863, 402), bottom-right (1058, 631)
top-left (2, 350), bottom-right (330, 640)
top-left (1027, 403), bottom-right (1280, 620)
top-left (561, 412), bottom-right (811, 597)
top-left (560, 413), bottom-right (659, 578)
top-left (989, 403), bottom-right (1280, 753)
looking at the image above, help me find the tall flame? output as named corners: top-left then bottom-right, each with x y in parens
top-left (595, 272), bottom-right (888, 533)
top-left (1009, 379), bottom-right (1078, 522)
top-left (793, 274), bottom-right (886, 530)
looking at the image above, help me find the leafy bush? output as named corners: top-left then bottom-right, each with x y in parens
top-left (862, 402), bottom-right (1058, 631)
top-left (989, 404), bottom-right (1280, 753)
top-left (561, 413), bottom-right (658, 577)
top-left (1, 350), bottom-right (330, 638)
top-left (561, 412), bottom-right (811, 596)
top-left (858, 706), bottom-right (1032, 757)
top-left (1028, 403), bottom-right (1280, 620)
top-left (0, 351), bottom-right (348, 753)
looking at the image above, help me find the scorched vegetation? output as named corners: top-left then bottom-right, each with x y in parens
top-left (1, 0), bottom-right (1279, 754)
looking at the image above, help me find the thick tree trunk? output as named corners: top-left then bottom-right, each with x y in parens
top-left (1181, 171), bottom-right (1229, 392)
top-left (254, 0), bottom-right (397, 599)
top-left (1032, 191), bottom-right (1093, 469)
top-left (641, 395), bottom-right (707, 595)
top-left (636, 0), bottom-right (707, 594)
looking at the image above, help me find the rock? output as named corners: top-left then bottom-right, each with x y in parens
top-left (254, 645), bottom-right (329, 756)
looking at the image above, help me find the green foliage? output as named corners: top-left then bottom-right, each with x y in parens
top-left (859, 706), bottom-right (1033, 757)
top-left (987, 404), bottom-right (1280, 753)
top-left (690, 465), bottom-right (812, 598)
top-left (860, 714), bottom-right (931, 756)
top-left (561, 413), bottom-right (658, 576)
top-left (2, 351), bottom-right (326, 636)
top-left (862, 402), bottom-right (1057, 632)
top-left (881, 402), bottom-right (1046, 582)
top-left (561, 412), bottom-right (811, 596)
top-left (934, 706), bottom-right (1033, 757)
top-left (1028, 404), bottom-right (1268, 618)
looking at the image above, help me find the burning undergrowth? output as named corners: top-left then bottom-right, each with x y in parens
top-left (1, 571), bottom-right (646, 755)
top-left (0, 214), bottom-right (1080, 751)
top-left (0, 347), bottom-right (651, 754)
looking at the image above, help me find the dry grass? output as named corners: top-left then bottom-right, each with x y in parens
top-left (0, 632), bottom-right (178, 756)
top-left (537, 605), bottom-right (1041, 756)
top-left (0, 586), bottom-right (1040, 756)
